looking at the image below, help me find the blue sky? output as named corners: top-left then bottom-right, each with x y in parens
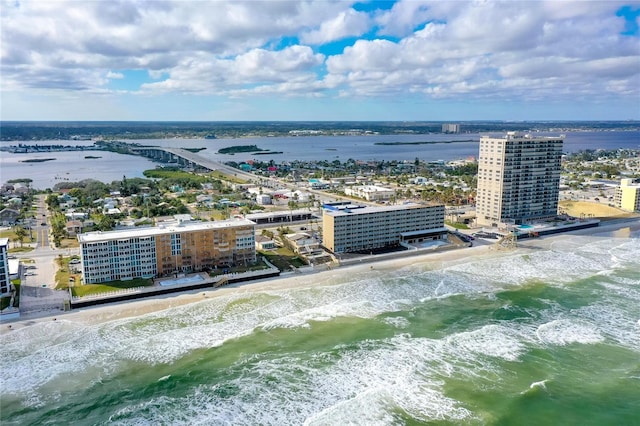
top-left (1, 0), bottom-right (639, 121)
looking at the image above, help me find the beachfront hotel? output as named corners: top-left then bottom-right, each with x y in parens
top-left (476, 132), bottom-right (563, 227)
top-left (78, 218), bottom-right (256, 284)
top-left (0, 238), bottom-right (10, 294)
top-left (614, 178), bottom-right (640, 212)
top-left (322, 203), bottom-right (446, 253)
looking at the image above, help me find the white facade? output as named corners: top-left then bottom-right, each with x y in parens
top-left (323, 203), bottom-right (446, 253)
top-left (256, 194), bottom-right (272, 205)
top-left (344, 185), bottom-right (395, 201)
top-left (476, 133), bottom-right (563, 227)
top-left (0, 238), bottom-right (10, 294)
top-left (442, 123), bottom-right (460, 133)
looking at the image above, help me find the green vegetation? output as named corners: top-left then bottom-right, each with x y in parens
top-left (143, 168), bottom-right (210, 188)
top-left (218, 145), bottom-right (266, 154)
top-left (209, 261), bottom-right (271, 276)
top-left (183, 147), bottom-right (207, 153)
top-left (445, 220), bottom-right (469, 229)
top-left (0, 227), bottom-right (34, 247)
top-left (208, 170), bottom-right (246, 183)
top-left (55, 256), bottom-right (82, 290)
top-left (0, 283), bottom-right (20, 310)
top-left (71, 278), bottom-right (153, 298)
top-left (259, 248), bottom-right (307, 271)
top-left (8, 246), bottom-right (34, 253)
top-left (7, 178), bottom-right (33, 184)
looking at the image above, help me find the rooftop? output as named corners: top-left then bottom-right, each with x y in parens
top-left (78, 218), bottom-right (255, 243)
top-left (323, 202), bottom-right (442, 217)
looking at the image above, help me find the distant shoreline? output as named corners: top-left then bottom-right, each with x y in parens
top-left (375, 139), bottom-right (478, 145)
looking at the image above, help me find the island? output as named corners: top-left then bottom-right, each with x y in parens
top-left (20, 158), bottom-right (56, 163)
top-left (183, 148), bottom-right (207, 153)
top-left (218, 145), bottom-right (267, 154)
top-left (84, 155), bottom-right (102, 159)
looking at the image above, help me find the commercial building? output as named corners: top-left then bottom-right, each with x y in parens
top-left (344, 185), bottom-right (395, 201)
top-left (476, 132), bottom-right (563, 227)
top-left (614, 178), bottom-right (640, 212)
top-left (322, 203), bottom-right (446, 253)
top-left (78, 218), bottom-right (255, 284)
top-left (0, 238), bottom-right (10, 294)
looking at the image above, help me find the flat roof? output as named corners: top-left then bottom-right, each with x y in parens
top-left (245, 209), bottom-right (315, 220)
top-left (78, 218), bottom-right (255, 243)
top-left (323, 202), bottom-right (443, 217)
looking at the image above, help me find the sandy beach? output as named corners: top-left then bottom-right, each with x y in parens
top-left (4, 218), bottom-right (639, 334)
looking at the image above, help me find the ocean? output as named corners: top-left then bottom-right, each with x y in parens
top-left (2, 130), bottom-right (639, 190)
top-left (1, 227), bottom-right (639, 425)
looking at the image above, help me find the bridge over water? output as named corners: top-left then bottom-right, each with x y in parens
top-left (131, 147), bottom-right (252, 179)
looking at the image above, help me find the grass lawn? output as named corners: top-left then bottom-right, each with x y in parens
top-left (558, 201), bottom-right (639, 220)
top-left (209, 170), bottom-right (246, 184)
top-left (71, 278), bottom-right (153, 298)
top-left (260, 248), bottom-right (308, 271)
top-left (8, 246), bottom-right (34, 254)
top-left (55, 259), bottom-right (83, 291)
top-left (57, 237), bottom-right (80, 249)
top-left (0, 229), bottom-right (35, 246)
top-left (445, 220), bottom-right (469, 229)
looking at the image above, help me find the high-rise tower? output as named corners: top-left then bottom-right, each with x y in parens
top-left (476, 132), bottom-right (563, 227)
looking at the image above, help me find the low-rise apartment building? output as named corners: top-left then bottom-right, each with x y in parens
top-left (78, 218), bottom-right (255, 284)
top-left (614, 178), bottom-right (640, 212)
top-left (322, 203), bottom-right (446, 253)
top-left (344, 185), bottom-right (395, 201)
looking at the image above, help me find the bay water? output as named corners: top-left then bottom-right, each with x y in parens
top-left (2, 130), bottom-right (638, 190)
top-left (1, 228), bottom-right (639, 425)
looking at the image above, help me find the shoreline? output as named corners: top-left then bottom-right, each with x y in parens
top-left (3, 218), bottom-right (638, 333)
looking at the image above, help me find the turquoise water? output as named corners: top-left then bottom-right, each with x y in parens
top-left (1, 229), bottom-right (639, 425)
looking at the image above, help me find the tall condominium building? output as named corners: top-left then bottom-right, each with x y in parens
top-left (614, 178), bottom-right (640, 212)
top-left (442, 123), bottom-right (460, 133)
top-left (476, 132), bottom-right (564, 227)
top-left (322, 203), bottom-right (446, 253)
top-left (78, 219), bottom-right (255, 284)
top-left (0, 238), bottom-right (10, 294)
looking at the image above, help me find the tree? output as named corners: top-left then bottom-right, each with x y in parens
top-left (45, 194), bottom-right (59, 209)
top-left (13, 226), bottom-right (27, 247)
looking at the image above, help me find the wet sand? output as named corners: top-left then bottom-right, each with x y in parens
top-left (3, 218), bottom-right (638, 333)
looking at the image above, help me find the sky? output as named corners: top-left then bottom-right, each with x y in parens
top-left (1, 0), bottom-right (639, 121)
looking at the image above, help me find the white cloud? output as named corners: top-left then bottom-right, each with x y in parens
top-left (0, 0), bottom-right (638, 119)
top-left (107, 71), bottom-right (124, 79)
top-left (300, 9), bottom-right (371, 44)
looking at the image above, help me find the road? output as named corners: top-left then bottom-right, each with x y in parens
top-left (13, 195), bottom-right (71, 315)
top-left (168, 148), bottom-right (367, 206)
